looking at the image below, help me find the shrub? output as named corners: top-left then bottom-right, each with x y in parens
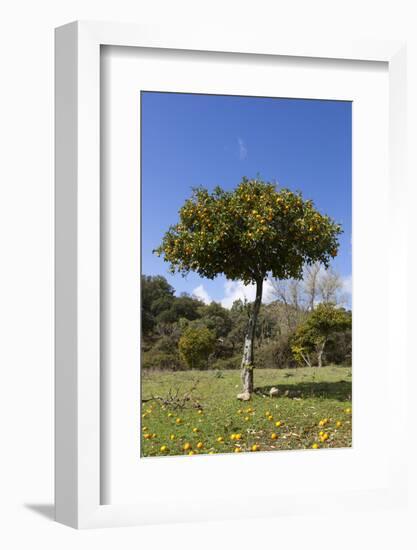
top-left (210, 355), bottom-right (242, 370)
top-left (152, 334), bottom-right (179, 354)
top-left (142, 350), bottom-right (183, 370)
top-left (178, 326), bottom-right (216, 369)
top-left (325, 330), bottom-right (352, 366)
top-left (256, 336), bottom-right (296, 369)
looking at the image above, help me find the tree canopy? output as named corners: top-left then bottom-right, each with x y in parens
top-left (155, 179), bottom-right (342, 285)
top-left (291, 303), bottom-right (351, 367)
top-left (141, 275), bottom-right (175, 334)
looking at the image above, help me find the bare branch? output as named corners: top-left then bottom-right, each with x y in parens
top-left (142, 379), bottom-right (203, 410)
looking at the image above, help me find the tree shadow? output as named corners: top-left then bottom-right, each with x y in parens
top-left (24, 503), bottom-right (55, 521)
top-left (255, 380), bottom-right (352, 401)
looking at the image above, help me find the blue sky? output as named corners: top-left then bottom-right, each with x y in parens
top-left (141, 92), bottom-right (352, 307)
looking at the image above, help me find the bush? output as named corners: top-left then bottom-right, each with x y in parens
top-left (211, 339), bottom-right (235, 360)
top-left (142, 350), bottom-right (184, 370)
top-left (178, 326), bottom-right (216, 369)
top-left (210, 355), bottom-right (242, 370)
top-left (152, 334), bottom-right (179, 354)
top-left (256, 336), bottom-right (296, 369)
top-left (325, 331), bottom-right (352, 366)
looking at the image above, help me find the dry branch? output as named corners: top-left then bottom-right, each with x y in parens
top-left (142, 379), bottom-right (202, 410)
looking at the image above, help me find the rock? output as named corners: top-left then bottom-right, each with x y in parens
top-left (237, 391), bottom-right (251, 401)
top-left (269, 387), bottom-right (279, 397)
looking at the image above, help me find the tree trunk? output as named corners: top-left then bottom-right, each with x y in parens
top-left (237, 278), bottom-right (263, 400)
top-left (317, 339), bottom-right (326, 368)
top-left (300, 351), bottom-right (312, 368)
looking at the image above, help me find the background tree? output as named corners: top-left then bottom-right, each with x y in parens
top-left (141, 275), bottom-right (175, 334)
top-left (155, 178), bottom-right (342, 399)
top-left (303, 263), bottom-right (321, 311)
top-left (270, 278), bottom-right (305, 331)
top-left (271, 263), bottom-right (348, 320)
top-left (318, 267), bottom-right (344, 305)
top-left (156, 293), bottom-right (202, 325)
top-left (197, 301), bottom-right (232, 338)
top-left (178, 326), bottom-right (216, 369)
top-left (226, 299), bottom-right (251, 354)
top-left (291, 303), bottom-right (351, 368)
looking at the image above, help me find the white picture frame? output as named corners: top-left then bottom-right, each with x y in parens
top-left (55, 20), bottom-right (407, 529)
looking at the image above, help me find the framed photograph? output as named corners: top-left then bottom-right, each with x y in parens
top-left (55, 21), bottom-right (407, 528)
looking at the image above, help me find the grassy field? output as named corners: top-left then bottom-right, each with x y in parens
top-left (141, 366), bottom-right (352, 457)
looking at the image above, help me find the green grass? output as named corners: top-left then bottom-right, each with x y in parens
top-left (141, 366), bottom-right (352, 457)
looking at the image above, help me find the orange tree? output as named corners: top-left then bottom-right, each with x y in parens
top-left (155, 178), bottom-right (342, 399)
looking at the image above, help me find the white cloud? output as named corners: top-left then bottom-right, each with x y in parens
top-left (221, 280), bottom-right (255, 308)
top-left (238, 137), bottom-right (247, 160)
top-left (342, 274), bottom-right (352, 296)
top-left (192, 284), bottom-right (212, 305)
top-left (221, 279), bottom-right (275, 309)
top-left (341, 275), bottom-right (352, 308)
top-left (192, 275), bottom-right (352, 311)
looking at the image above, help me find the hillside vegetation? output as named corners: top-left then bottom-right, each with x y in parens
top-left (142, 265), bottom-right (351, 373)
